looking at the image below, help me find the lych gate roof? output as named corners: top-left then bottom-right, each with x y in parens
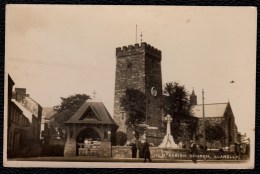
top-left (191, 103), bottom-right (228, 118)
top-left (65, 99), bottom-right (118, 126)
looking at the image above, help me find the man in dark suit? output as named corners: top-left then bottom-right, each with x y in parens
top-left (190, 141), bottom-right (198, 163)
top-left (143, 139), bottom-right (152, 162)
top-left (131, 142), bottom-right (137, 158)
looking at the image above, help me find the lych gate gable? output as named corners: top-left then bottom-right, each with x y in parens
top-left (79, 105), bottom-right (100, 121)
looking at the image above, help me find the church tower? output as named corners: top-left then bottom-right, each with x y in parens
top-left (113, 42), bottom-right (163, 141)
top-left (190, 89), bottom-right (197, 105)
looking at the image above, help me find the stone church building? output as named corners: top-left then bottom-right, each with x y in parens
top-left (113, 42), bottom-right (238, 148)
top-left (190, 90), bottom-right (238, 148)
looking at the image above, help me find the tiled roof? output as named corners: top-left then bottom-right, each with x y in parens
top-left (191, 103), bottom-right (228, 118)
top-left (21, 96), bottom-right (41, 118)
top-left (65, 99), bottom-right (118, 126)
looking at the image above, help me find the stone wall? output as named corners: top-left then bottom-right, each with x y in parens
top-left (112, 146), bottom-right (189, 159)
top-left (112, 146), bottom-right (239, 160)
top-left (112, 146), bottom-right (132, 158)
top-left (150, 148), bottom-right (189, 159)
top-left (77, 141), bottom-right (111, 157)
top-left (64, 139), bottom-right (112, 158)
top-left (100, 141), bottom-right (112, 158)
top-left (64, 138), bottom-right (77, 157)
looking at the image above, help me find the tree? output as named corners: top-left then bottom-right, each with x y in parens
top-left (205, 120), bottom-right (225, 149)
top-left (120, 88), bottom-right (146, 137)
top-left (53, 94), bottom-right (91, 124)
top-left (162, 82), bottom-right (197, 144)
top-left (163, 82), bottom-right (191, 116)
top-left (50, 94), bottom-right (91, 139)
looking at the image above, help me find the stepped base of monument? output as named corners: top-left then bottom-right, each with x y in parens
top-left (159, 134), bottom-right (180, 149)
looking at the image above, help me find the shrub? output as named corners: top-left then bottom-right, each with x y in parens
top-left (116, 131), bottom-right (127, 146)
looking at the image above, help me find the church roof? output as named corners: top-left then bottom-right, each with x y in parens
top-left (191, 89), bottom-right (196, 96)
top-left (191, 103), bottom-right (229, 118)
top-left (65, 99), bottom-right (118, 126)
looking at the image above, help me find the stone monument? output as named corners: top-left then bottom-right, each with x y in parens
top-left (159, 115), bottom-right (179, 148)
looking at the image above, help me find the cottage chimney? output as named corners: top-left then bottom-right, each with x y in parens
top-left (15, 88), bottom-right (27, 102)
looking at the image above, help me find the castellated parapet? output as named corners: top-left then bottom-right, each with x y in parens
top-left (116, 42), bottom-right (162, 60)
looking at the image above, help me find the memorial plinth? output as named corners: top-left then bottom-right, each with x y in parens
top-left (159, 115), bottom-right (180, 149)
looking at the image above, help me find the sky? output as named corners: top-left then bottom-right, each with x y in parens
top-left (5, 5), bottom-right (256, 138)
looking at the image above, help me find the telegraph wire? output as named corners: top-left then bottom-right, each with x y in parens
top-left (8, 57), bottom-right (87, 69)
top-left (7, 57), bottom-right (111, 71)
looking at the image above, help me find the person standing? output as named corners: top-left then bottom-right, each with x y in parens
top-left (138, 140), bottom-right (144, 158)
top-left (246, 143), bottom-right (250, 160)
top-left (235, 142), bottom-right (241, 160)
top-left (131, 142), bottom-right (137, 158)
top-left (143, 139), bottom-right (152, 162)
top-left (190, 141), bottom-right (198, 163)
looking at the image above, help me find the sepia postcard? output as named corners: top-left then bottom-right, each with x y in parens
top-left (3, 5), bottom-right (256, 169)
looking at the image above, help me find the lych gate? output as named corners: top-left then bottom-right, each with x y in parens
top-left (64, 99), bottom-right (118, 157)
top-left (76, 127), bottom-right (101, 143)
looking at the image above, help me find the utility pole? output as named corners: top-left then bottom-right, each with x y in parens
top-left (135, 25), bottom-right (137, 43)
top-left (202, 89), bottom-right (206, 149)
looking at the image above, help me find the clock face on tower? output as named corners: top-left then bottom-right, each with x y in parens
top-left (151, 87), bottom-right (157, 97)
